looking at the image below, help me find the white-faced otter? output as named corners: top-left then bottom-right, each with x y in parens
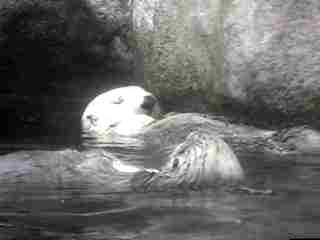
top-left (80, 85), bottom-right (320, 156)
top-left (81, 86), bottom-right (161, 136)
top-left (0, 86), bottom-right (244, 196)
top-left (2, 85), bottom-right (320, 199)
top-left (0, 128), bottom-right (243, 194)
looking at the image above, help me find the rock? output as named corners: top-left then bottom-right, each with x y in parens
top-left (223, 0), bottom-right (320, 126)
top-left (0, 0), bottom-right (133, 93)
top-left (132, 0), bottom-right (320, 127)
top-left (132, 0), bottom-right (225, 112)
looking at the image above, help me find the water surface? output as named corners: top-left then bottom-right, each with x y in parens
top-left (0, 141), bottom-right (319, 240)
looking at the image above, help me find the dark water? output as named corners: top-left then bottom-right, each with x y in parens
top-left (0, 141), bottom-right (319, 240)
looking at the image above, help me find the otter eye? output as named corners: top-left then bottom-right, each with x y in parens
top-left (112, 96), bottom-right (124, 104)
top-left (86, 115), bottom-right (98, 126)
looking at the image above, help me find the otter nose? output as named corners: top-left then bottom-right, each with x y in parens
top-left (141, 95), bottom-right (157, 112)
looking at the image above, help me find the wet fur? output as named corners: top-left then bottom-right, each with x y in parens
top-left (0, 114), bottom-right (245, 193)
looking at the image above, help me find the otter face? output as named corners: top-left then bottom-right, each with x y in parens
top-left (81, 86), bottom-right (160, 135)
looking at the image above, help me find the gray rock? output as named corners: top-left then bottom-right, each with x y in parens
top-left (0, 0), bottom-right (135, 136)
top-left (132, 0), bottom-right (225, 111)
top-left (0, 0), bottom-right (133, 92)
top-left (223, 0), bottom-right (320, 125)
top-left (133, 0), bottom-right (320, 126)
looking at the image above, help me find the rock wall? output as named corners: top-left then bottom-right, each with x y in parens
top-left (132, 0), bottom-right (227, 112)
top-left (223, 0), bottom-right (320, 126)
top-left (133, 0), bottom-right (320, 127)
top-left (0, 0), bottom-right (133, 90)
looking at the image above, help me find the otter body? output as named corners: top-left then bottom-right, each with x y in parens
top-left (0, 149), bottom-right (135, 195)
top-left (140, 113), bottom-right (320, 155)
top-left (81, 85), bottom-right (320, 156)
top-left (0, 122), bottom-right (244, 196)
top-left (1, 85), bottom-right (319, 207)
top-left (0, 86), bottom-right (242, 197)
top-left (84, 112), bottom-right (320, 157)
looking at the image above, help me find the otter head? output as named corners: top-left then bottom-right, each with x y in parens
top-left (81, 86), bottom-right (161, 136)
top-left (131, 131), bottom-right (244, 191)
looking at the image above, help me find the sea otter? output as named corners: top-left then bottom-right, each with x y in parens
top-left (0, 86), bottom-right (244, 197)
top-left (81, 86), bottom-right (320, 156)
top-left (0, 129), bottom-right (243, 195)
top-left (1, 85), bottom-right (320, 199)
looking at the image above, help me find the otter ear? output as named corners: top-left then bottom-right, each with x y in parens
top-left (112, 96), bottom-right (124, 104)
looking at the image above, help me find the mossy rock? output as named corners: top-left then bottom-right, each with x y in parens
top-left (133, 0), bottom-right (228, 112)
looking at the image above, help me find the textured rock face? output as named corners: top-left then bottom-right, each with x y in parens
top-left (0, 0), bottom-right (132, 93)
top-left (223, 0), bottom-right (320, 125)
top-left (132, 0), bottom-right (225, 112)
top-left (133, 0), bottom-right (320, 126)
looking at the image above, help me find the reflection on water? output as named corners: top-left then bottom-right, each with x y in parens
top-left (0, 142), bottom-right (319, 240)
